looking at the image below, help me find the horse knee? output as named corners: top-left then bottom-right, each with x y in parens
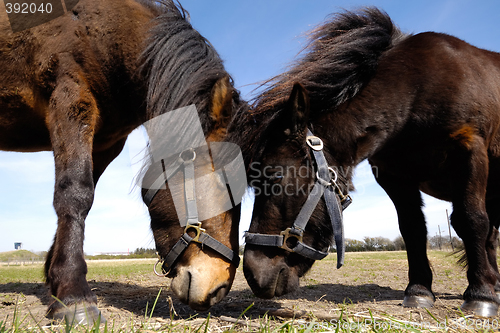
top-left (53, 163), bottom-right (95, 219)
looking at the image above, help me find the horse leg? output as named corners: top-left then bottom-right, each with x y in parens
top-left (44, 74), bottom-right (102, 324)
top-left (450, 139), bottom-right (499, 316)
top-left (486, 198), bottom-right (500, 296)
top-left (486, 227), bottom-right (500, 295)
top-left (374, 169), bottom-right (434, 308)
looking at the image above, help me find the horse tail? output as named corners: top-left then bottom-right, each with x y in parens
top-left (254, 7), bottom-right (407, 113)
top-left (452, 246), bottom-right (468, 269)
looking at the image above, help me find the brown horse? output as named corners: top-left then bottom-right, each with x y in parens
top-left (0, 0), bottom-right (246, 323)
top-left (228, 8), bottom-right (500, 317)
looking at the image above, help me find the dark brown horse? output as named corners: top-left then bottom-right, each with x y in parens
top-left (229, 8), bottom-right (500, 317)
top-left (0, 0), bottom-right (246, 323)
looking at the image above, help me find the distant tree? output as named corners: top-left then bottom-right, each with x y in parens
top-left (362, 237), bottom-right (377, 251)
top-left (345, 238), bottom-right (364, 252)
top-left (428, 235), bottom-right (462, 250)
top-left (381, 237), bottom-right (396, 251)
top-left (132, 248), bottom-right (157, 257)
top-left (428, 235), bottom-right (447, 250)
top-left (37, 251), bottom-right (48, 259)
top-left (393, 236), bottom-right (406, 250)
top-left (363, 236), bottom-right (394, 251)
top-left (450, 236), bottom-right (463, 249)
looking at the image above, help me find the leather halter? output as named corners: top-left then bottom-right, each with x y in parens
top-left (244, 129), bottom-right (351, 268)
top-left (144, 148), bottom-right (240, 276)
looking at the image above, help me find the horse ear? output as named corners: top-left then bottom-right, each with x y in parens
top-left (211, 76), bottom-right (233, 130)
top-left (285, 82), bottom-right (310, 135)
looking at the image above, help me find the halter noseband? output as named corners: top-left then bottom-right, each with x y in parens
top-left (144, 148), bottom-right (240, 276)
top-left (244, 129), bottom-right (351, 268)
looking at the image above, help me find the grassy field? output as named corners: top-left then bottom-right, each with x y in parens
top-left (0, 252), bottom-right (498, 332)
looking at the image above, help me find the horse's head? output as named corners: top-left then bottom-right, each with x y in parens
top-left (243, 83), bottom-right (352, 298)
top-left (142, 77), bottom-right (245, 310)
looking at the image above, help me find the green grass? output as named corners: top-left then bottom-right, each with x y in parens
top-left (0, 259), bottom-right (156, 284)
top-left (85, 259), bottom-right (156, 281)
top-left (0, 265), bottom-right (44, 284)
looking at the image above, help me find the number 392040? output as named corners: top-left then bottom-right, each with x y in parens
top-left (5, 3), bottom-right (53, 14)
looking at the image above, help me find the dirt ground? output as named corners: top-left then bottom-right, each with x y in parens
top-left (1, 252), bottom-right (498, 331)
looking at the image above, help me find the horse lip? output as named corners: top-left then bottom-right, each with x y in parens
top-left (170, 270), bottom-right (191, 305)
top-left (253, 289), bottom-right (277, 299)
top-left (189, 282), bottom-right (230, 311)
top-left (172, 271), bottom-right (230, 310)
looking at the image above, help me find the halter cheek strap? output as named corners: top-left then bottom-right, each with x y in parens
top-left (244, 129), bottom-right (351, 268)
top-left (146, 149), bottom-right (240, 277)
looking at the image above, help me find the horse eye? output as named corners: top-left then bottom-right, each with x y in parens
top-left (270, 173), bottom-right (284, 184)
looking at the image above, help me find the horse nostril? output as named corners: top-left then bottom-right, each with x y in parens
top-left (186, 270), bottom-right (192, 302)
top-left (274, 267), bottom-right (288, 296)
top-left (209, 283), bottom-right (229, 306)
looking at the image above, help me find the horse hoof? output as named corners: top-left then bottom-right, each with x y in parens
top-left (461, 301), bottom-right (499, 317)
top-left (52, 303), bottom-right (106, 325)
top-left (402, 295), bottom-right (434, 308)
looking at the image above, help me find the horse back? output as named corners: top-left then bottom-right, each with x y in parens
top-left (359, 32), bottom-right (500, 199)
top-left (356, 32), bottom-right (500, 157)
top-left (0, 0), bottom-right (156, 152)
top-left (387, 32), bottom-right (500, 145)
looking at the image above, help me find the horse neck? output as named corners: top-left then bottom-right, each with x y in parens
top-left (311, 99), bottom-right (402, 170)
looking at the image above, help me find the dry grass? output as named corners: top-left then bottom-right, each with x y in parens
top-left (1, 252), bottom-right (499, 332)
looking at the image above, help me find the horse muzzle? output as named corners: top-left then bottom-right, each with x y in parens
top-left (243, 245), bottom-right (300, 298)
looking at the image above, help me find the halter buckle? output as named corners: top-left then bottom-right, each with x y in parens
top-left (306, 135), bottom-right (324, 151)
top-left (340, 193), bottom-right (353, 209)
top-left (185, 223), bottom-right (206, 243)
top-left (280, 228), bottom-right (303, 252)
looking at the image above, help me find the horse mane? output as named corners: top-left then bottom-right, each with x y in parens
top-left (139, 0), bottom-right (230, 134)
top-left (229, 7), bottom-right (408, 166)
top-left (136, 1), bottom-right (250, 188)
top-left (256, 7), bottom-right (407, 115)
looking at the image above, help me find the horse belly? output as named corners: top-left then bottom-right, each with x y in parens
top-left (419, 181), bottom-right (453, 202)
top-left (0, 96), bottom-right (51, 152)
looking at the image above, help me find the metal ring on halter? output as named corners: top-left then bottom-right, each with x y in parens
top-left (316, 171), bottom-right (332, 186)
top-left (328, 167), bottom-right (338, 184)
top-left (316, 167), bottom-right (338, 187)
top-left (179, 148), bottom-right (196, 162)
top-left (153, 259), bottom-right (169, 277)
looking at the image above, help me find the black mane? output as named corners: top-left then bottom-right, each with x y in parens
top-left (139, 0), bottom-right (230, 134)
top-left (228, 7), bottom-right (407, 166)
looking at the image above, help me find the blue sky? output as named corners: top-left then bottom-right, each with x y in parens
top-left (1, 0), bottom-right (500, 254)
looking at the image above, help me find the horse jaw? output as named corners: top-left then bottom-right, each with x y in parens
top-left (170, 245), bottom-right (236, 311)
